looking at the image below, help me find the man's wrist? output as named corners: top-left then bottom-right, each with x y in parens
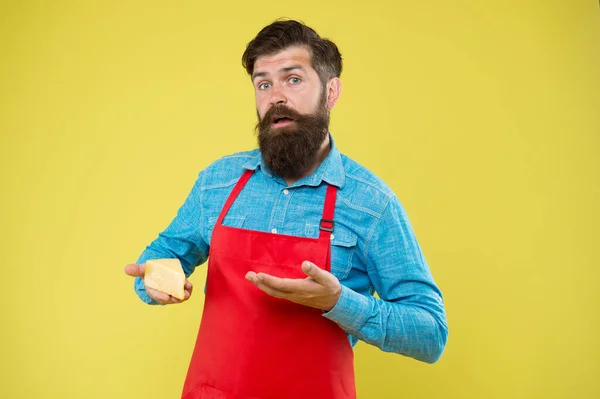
top-left (322, 285), bottom-right (371, 332)
top-left (323, 284), bottom-right (342, 311)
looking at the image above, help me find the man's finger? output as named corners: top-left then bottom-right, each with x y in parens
top-left (246, 272), bottom-right (289, 298)
top-left (256, 273), bottom-right (304, 293)
top-left (124, 263), bottom-right (145, 278)
top-left (147, 286), bottom-right (170, 303)
top-left (184, 279), bottom-right (193, 291)
top-left (253, 280), bottom-right (289, 299)
top-left (301, 261), bottom-right (332, 285)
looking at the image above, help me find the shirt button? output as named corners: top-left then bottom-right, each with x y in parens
top-left (283, 189), bottom-right (289, 195)
top-left (330, 234), bottom-right (335, 240)
top-left (271, 228), bottom-right (277, 234)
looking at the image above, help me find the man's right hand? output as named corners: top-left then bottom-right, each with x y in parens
top-left (124, 263), bottom-right (193, 305)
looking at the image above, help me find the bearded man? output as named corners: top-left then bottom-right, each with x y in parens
top-left (125, 19), bottom-right (448, 399)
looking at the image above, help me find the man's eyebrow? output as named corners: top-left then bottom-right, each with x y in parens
top-left (252, 65), bottom-right (305, 81)
top-left (280, 65), bottom-right (304, 74)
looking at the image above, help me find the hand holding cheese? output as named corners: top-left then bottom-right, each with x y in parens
top-left (144, 258), bottom-right (186, 299)
top-left (124, 260), bottom-right (193, 305)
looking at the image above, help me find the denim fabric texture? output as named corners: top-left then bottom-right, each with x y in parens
top-left (134, 135), bottom-right (448, 363)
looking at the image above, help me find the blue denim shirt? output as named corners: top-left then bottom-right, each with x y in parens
top-left (134, 136), bottom-right (448, 363)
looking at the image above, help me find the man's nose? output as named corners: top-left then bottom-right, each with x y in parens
top-left (269, 83), bottom-right (287, 106)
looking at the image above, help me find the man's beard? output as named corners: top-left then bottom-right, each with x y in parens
top-left (256, 94), bottom-right (330, 180)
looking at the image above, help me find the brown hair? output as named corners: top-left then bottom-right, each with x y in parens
top-left (242, 19), bottom-right (342, 85)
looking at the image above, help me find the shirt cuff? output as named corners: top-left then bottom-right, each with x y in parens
top-left (134, 276), bottom-right (162, 305)
top-left (322, 285), bottom-right (371, 332)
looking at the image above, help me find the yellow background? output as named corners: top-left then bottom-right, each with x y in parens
top-left (1, 1), bottom-right (598, 398)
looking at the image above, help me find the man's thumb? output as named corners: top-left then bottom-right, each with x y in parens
top-left (124, 263), bottom-right (145, 278)
top-left (302, 261), bottom-right (323, 279)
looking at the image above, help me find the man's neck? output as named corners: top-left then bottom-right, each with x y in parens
top-left (283, 135), bottom-right (331, 186)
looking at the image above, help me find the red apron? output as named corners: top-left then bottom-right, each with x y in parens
top-left (181, 169), bottom-right (356, 399)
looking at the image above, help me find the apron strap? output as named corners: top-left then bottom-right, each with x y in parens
top-left (318, 185), bottom-right (337, 241)
top-left (216, 169), bottom-right (254, 226)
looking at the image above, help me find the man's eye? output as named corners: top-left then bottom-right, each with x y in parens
top-left (259, 82), bottom-right (271, 90)
top-left (289, 77), bottom-right (301, 84)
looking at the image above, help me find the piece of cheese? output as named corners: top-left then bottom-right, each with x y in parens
top-left (144, 258), bottom-right (185, 300)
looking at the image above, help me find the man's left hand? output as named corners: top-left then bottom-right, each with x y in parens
top-left (245, 261), bottom-right (341, 311)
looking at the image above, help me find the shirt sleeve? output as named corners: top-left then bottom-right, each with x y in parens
top-left (133, 172), bottom-right (209, 305)
top-left (323, 196), bottom-right (448, 363)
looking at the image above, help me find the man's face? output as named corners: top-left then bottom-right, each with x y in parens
top-left (252, 46), bottom-right (330, 179)
top-left (253, 46), bottom-right (325, 122)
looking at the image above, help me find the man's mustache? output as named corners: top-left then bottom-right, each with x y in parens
top-left (261, 105), bottom-right (303, 124)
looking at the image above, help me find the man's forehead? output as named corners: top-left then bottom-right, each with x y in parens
top-left (253, 47), bottom-right (313, 74)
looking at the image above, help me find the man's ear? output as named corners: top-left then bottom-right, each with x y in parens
top-left (326, 77), bottom-right (342, 110)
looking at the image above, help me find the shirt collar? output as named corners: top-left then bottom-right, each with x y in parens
top-left (242, 133), bottom-right (346, 189)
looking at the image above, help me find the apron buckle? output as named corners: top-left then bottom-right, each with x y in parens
top-left (319, 218), bottom-right (335, 232)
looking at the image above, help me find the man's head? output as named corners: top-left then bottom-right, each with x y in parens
top-left (242, 20), bottom-right (343, 179)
